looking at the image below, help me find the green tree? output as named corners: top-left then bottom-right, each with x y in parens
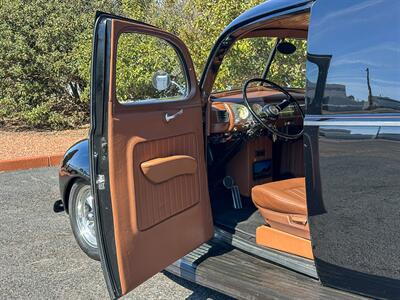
top-left (0, 0), bottom-right (306, 130)
top-left (116, 33), bottom-right (187, 102)
top-left (117, 0), bottom-right (306, 100)
top-left (0, 0), bottom-right (119, 129)
top-left (214, 37), bottom-right (307, 91)
top-left (121, 0), bottom-right (264, 77)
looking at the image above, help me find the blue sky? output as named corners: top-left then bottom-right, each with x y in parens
top-left (307, 0), bottom-right (400, 101)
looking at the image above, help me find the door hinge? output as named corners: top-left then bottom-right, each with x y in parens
top-left (96, 174), bottom-right (105, 190)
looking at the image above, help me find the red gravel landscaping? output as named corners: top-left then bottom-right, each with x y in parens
top-left (0, 128), bottom-right (88, 161)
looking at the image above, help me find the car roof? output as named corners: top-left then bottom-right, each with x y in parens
top-left (221, 0), bottom-right (312, 36)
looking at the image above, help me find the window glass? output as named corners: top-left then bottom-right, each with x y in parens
top-left (213, 37), bottom-right (307, 92)
top-left (307, 0), bottom-right (400, 114)
top-left (305, 60), bottom-right (319, 102)
top-left (116, 33), bottom-right (188, 104)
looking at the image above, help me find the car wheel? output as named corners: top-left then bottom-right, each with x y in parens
top-left (69, 180), bottom-right (100, 261)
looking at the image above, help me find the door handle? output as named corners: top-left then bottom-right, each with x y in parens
top-left (165, 109), bottom-right (183, 122)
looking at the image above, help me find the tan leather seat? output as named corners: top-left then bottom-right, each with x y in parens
top-left (252, 177), bottom-right (310, 239)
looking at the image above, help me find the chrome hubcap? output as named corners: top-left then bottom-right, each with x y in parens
top-left (75, 185), bottom-right (97, 248)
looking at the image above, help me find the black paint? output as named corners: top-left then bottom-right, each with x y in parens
top-left (305, 1), bottom-right (400, 298)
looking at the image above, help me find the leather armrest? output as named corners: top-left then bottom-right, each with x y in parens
top-left (140, 155), bottom-right (197, 184)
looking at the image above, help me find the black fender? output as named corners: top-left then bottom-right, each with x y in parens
top-left (58, 138), bottom-right (90, 213)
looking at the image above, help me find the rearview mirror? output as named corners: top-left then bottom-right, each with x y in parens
top-left (152, 71), bottom-right (171, 91)
top-left (277, 41), bottom-right (296, 55)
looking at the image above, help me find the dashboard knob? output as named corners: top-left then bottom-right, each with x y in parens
top-left (262, 104), bottom-right (280, 119)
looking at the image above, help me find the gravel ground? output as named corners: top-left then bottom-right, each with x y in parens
top-left (0, 129), bottom-right (88, 160)
top-left (0, 167), bottom-right (230, 299)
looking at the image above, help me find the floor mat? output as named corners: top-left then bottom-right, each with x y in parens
top-left (215, 208), bottom-right (264, 237)
top-left (212, 193), bottom-right (264, 241)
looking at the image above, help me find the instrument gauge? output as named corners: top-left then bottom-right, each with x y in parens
top-left (237, 105), bottom-right (250, 120)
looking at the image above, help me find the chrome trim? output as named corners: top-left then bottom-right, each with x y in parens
top-left (304, 120), bottom-right (400, 127)
top-left (165, 109), bottom-right (183, 122)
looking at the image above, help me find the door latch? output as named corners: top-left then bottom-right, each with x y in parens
top-left (96, 174), bottom-right (105, 190)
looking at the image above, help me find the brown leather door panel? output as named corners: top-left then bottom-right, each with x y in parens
top-left (92, 17), bottom-right (214, 296)
top-left (108, 105), bottom-right (213, 292)
top-left (134, 135), bottom-right (200, 230)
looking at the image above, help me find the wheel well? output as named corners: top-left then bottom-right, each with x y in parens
top-left (64, 177), bottom-right (90, 214)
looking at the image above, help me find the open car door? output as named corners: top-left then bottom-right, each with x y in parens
top-left (89, 13), bottom-right (213, 298)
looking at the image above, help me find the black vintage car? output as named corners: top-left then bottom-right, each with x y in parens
top-left (59, 0), bottom-right (400, 298)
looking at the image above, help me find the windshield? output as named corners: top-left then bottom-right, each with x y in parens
top-left (213, 37), bottom-right (307, 93)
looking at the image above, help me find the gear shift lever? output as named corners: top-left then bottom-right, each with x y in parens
top-left (223, 176), bottom-right (243, 209)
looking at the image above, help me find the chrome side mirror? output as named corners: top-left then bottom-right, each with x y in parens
top-left (152, 71), bottom-right (171, 92)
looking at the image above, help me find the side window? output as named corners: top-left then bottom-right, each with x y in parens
top-left (116, 32), bottom-right (189, 104)
top-left (305, 60), bottom-right (319, 104)
top-left (307, 0), bottom-right (400, 115)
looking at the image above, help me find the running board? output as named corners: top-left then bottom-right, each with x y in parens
top-left (166, 239), bottom-right (366, 300)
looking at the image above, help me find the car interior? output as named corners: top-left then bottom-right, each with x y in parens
top-left (206, 11), bottom-right (312, 261)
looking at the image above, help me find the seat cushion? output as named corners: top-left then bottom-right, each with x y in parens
top-left (252, 177), bottom-right (309, 240)
top-left (252, 177), bottom-right (306, 215)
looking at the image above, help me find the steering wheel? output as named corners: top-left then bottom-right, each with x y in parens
top-left (242, 78), bottom-right (304, 140)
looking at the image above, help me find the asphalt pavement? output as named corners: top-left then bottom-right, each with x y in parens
top-left (0, 167), bottom-right (230, 299)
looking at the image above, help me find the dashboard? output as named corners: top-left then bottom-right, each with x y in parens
top-left (209, 102), bottom-right (253, 133)
top-left (209, 88), bottom-right (304, 135)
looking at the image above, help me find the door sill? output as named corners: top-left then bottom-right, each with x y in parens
top-left (214, 226), bottom-right (318, 279)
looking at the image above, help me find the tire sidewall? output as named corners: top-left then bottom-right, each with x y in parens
top-left (69, 179), bottom-right (100, 261)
